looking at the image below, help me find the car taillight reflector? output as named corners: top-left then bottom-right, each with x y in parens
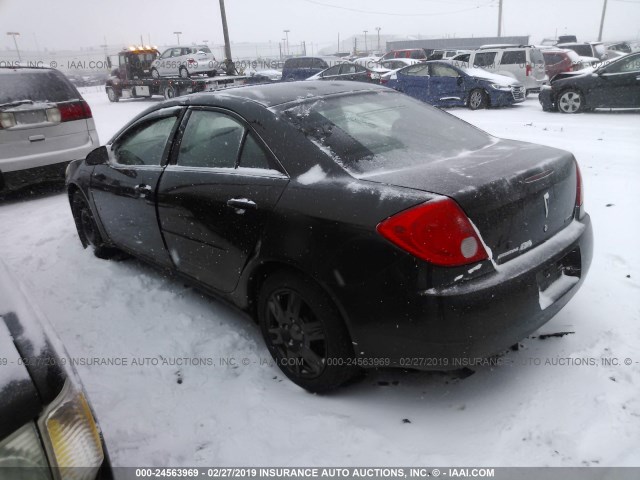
top-left (377, 197), bottom-right (489, 267)
top-left (57, 101), bottom-right (92, 122)
top-left (0, 112), bottom-right (16, 129)
top-left (575, 160), bottom-right (584, 207)
top-left (526, 63), bottom-right (532, 76)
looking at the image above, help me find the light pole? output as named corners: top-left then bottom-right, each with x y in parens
top-left (598, 0), bottom-right (608, 42)
top-left (363, 30), bottom-right (368, 54)
top-left (283, 30), bottom-right (290, 56)
top-left (375, 27), bottom-right (381, 53)
top-left (7, 32), bottom-right (21, 62)
top-left (173, 31), bottom-right (182, 45)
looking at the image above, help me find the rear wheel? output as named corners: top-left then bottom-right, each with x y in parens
top-left (468, 89), bottom-right (488, 110)
top-left (163, 85), bottom-right (177, 100)
top-left (258, 271), bottom-right (360, 393)
top-left (71, 193), bottom-right (119, 259)
top-left (207, 70), bottom-right (217, 78)
top-left (106, 87), bottom-right (119, 102)
top-left (558, 89), bottom-right (584, 113)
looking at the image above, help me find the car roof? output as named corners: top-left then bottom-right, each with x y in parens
top-left (189, 80), bottom-right (387, 108)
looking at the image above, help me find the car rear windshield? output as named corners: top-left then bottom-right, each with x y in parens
top-left (280, 91), bottom-right (492, 177)
top-left (0, 70), bottom-right (78, 104)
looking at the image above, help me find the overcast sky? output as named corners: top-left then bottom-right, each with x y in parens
top-left (1, 0), bottom-right (639, 53)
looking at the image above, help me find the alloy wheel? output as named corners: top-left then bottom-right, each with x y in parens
top-left (558, 91), bottom-right (582, 113)
top-left (265, 289), bottom-right (327, 378)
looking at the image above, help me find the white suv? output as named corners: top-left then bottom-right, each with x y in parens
top-left (0, 67), bottom-right (99, 193)
top-left (452, 45), bottom-right (548, 95)
top-left (151, 45), bottom-right (219, 78)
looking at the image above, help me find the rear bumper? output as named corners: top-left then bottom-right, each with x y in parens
top-left (0, 128), bottom-right (98, 173)
top-left (338, 215), bottom-right (593, 368)
top-left (0, 160), bottom-right (70, 192)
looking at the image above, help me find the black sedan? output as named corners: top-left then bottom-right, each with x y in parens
top-left (0, 261), bottom-right (112, 478)
top-left (539, 52), bottom-right (640, 113)
top-left (66, 81), bottom-right (593, 392)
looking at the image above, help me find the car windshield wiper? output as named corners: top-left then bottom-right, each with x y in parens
top-left (0, 100), bottom-right (34, 110)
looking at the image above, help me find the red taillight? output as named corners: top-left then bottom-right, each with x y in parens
top-left (575, 161), bottom-right (584, 207)
top-left (377, 198), bottom-right (489, 267)
top-left (526, 63), bottom-right (532, 76)
top-left (58, 101), bottom-right (92, 122)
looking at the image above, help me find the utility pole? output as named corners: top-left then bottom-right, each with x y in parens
top-left (218, 0), bottom-right (234, 74)
top-left (376, 27), bottom-right (381, 52)
top-left (598, 0), bottom-right (608, 42)
top-left (497, 0), bottom-right (503, 37)
top-left (363, 30), bottom-right (368, 54)
top-left (337, 33), bottom-right (340, 54)
top-left (7, 32), bottom-right (21, 62)
top-left (173, 31), bottom-right (182, 45)
top-left (283, 30), bottom-right (290, 56)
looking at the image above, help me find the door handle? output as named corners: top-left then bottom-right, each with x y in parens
top-left (134, 184), bottom-right (153, 197)
top-left (226, 198), bottom-right (257, 210)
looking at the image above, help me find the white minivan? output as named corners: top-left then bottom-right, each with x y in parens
top-left (452, 45), bottom-right (548, 95)
top-left (0, 67), bottom-right (99, 193)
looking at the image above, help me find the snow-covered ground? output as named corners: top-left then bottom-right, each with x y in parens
top-left (1, 86), bottom-right (639, 467)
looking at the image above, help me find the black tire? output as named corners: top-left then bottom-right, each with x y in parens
top-left (71, 193), bottom-right (119, 259)
top-left (557, 89), bottom-right (584, 114)
top-left (258, 271), bottom-right (360, 393)
top-left (151, 68), bottom-right (160, 79)
top-left (207, 70), bottom-right (217, 78)
top-left (179, 66), bottom-right (189, 78)
top-left (163, 85), bottom-right (177, 100)
top-left (106, 87), bottom-right (119, 103)
top-left (468, 88), bottom-right (488, 110)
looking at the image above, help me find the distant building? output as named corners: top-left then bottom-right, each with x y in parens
top-left (386, 36), bottom-right (530, 53)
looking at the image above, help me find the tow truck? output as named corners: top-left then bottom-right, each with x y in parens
top-left (105, 46), bottom-right (249, 102)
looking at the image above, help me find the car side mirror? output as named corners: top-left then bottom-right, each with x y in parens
top-left (85, 146), bottom-right (109, 166)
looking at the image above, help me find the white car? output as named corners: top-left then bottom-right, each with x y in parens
top-left (377, 58), bottom-right (423, 71)
top-left (151, 45), bottom-right (218, 78)
top-left (0, 67), bottom-right (99, 193)
top-left (452, 45), bottom-right (549, 95)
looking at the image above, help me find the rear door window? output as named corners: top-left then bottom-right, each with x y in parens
top-left (322, 65), bottom-right (341, 76)
top-left (177, 110), bottom-right (244, 169)
top-left (238, 133), bottom-right (272, 170)
top-left (340, 64), bottom-right (357, 74)
top-left (402, 64), bottom-right (430, 76)
top-left (313, 58), bottom-right (329, 69)
top-left (430, 64), bottom-right (459, 77)
top-left (500, 50), bottom-right (526, 65)
top-left (474, 52), bottom-right (497, 68)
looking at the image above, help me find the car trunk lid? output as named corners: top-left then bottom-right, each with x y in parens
top-left (361, 138), bottom-right (578, 264)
